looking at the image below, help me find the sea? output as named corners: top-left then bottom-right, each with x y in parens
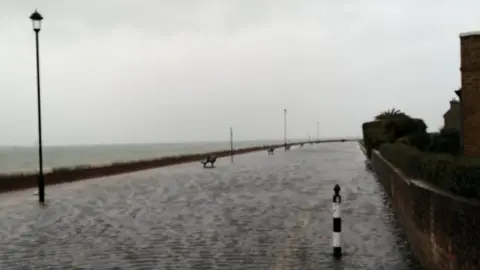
top-left (0, 140), bottom-right (291, 174)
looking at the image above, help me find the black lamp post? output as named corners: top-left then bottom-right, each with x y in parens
top-left (284, 109), bottom-right (287, 150)
top-left (230, 127), bottom-right (234, 163)
top-left (30, 10), bottom-right (45, 203)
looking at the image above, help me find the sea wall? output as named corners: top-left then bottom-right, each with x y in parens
top-left (370, 149), bottom-right (480, 270)
top-left (0, 141), bottom-right (327, 193)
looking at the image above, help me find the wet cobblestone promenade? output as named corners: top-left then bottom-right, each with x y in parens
top-left (0, 142), bottom-right (423, 269)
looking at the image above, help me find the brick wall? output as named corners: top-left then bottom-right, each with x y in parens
top-left (371, 150), bottom-right (480, 270)
top-left (460, 32), bottom-right (480, 157)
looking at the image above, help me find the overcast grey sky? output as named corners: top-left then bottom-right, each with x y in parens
top-left (1, 0), bottom-right (479, 146)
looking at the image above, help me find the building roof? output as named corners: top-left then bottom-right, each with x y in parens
top-left (444, 109), bottom-right (451, 118)
top-left (443, 100), bottom-right (460, 118)
top-left (460, 31), bottom-right (480, 37)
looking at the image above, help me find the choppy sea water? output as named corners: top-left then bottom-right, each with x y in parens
top-left (0, 140), bottom-right (292, 174)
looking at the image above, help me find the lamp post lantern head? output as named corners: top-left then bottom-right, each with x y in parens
top-left (30, 10), bottom-right (43, 31)
top-left (334, 184), bottom-right (340, 194)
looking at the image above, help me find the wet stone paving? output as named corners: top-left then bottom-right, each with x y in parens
top-left (0, 142), bottom-right (424, 269)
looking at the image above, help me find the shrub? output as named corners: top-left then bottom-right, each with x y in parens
top-left (384, 117), bottom-right (427, 141)
top-left (396, 131), bottom-right (431, 151)
top-left (374, 108), bottom-right (410, 121)
top-left (378, 143), bottom-right (480, 199)
top-left (362, 121), bottom-right (388, 158)
top-left (440, 126), bottom-right (460, 137)
top-left (449, 159), bottom-right (480, 197)
top-left (429, 128), bottom-right (460, 155)
top-left (379, 143), bottom-right (425, 178)
top-left (363, 116), bottom-right (429, 157)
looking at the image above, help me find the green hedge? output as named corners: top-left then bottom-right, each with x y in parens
top-left (362, 117), bottom-right (428, 157)
top-left (428, 127), bottom-right (460, 156)
top-left (362, 121), bottom-right (388, 158)
top-left (379, 143), bottom-right (480, 199)
top-left (398, 132), bottom-right (431, 151)
top-left (384, 117), bottom-right (427, 140)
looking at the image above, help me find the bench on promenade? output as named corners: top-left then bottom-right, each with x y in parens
top-left (267, 148), bottom-right (275, 155)
top-left (285, 145), bottom-right (291, 151)
top-left (201, 155), bottom-right (217, 168)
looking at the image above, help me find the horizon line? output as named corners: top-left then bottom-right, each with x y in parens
top-left (0, 136), bottom-right (361, 148)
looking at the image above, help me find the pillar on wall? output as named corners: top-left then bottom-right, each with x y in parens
top-left (455, 89), bottom-right (464, 156)
top-left (459, 31), bottom-right (480, 157)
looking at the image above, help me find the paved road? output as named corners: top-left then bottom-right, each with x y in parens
top-left (0, 142), bottom-right (423, 269)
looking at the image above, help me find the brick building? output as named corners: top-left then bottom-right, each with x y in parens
top-left (459, 31), bottom-right (480, 157)
top-left (443, 99), bottom-right (461, 131)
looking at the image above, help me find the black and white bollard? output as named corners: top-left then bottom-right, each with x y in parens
top-left (332, 184), bottom-right (342, 258)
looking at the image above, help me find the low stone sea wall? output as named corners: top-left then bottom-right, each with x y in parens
top-left (0, 142), bottom-right (302, 193)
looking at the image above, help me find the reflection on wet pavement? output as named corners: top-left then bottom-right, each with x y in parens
top-left (0, 142), bottom-right (423, 269)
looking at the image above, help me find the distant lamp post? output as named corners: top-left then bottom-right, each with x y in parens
top-left (230, 127), bottom-right (234, 163)
top-left (284, 109), bottom-right (287, 150)
top-left (30, 10), bottom-right (45, 203)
